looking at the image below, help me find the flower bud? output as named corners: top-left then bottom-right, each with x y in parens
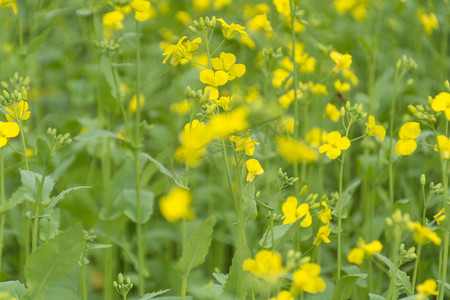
top-left (420, 174), bottom-right (426, 185)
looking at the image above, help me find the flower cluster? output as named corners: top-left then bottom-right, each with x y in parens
top-left (347, 238), bottom-right (383, 265)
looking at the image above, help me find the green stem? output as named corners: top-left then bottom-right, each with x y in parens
top-left (411, 244), bottom-right (422, 292)
top-left (388, 67), bottom-right (401, 208)
top-left (80, 241), bottom-right (87, 300)
top-left (0, 150), bottom-right (5, 274)
top-left (32, 168), bottom-right (47, 251)
top-left (387, 228), bottom-right (401, 300)
top-left (181, 218), bottom-right (187, 300)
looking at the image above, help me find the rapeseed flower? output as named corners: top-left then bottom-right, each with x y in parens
top-left (434, 208), bottom-right (445, 225)
top-left (5, 100), bottom-right (30, 121)
top-left (291, 263), bottom-right (326, 294)
top-left (230, 133), bottom-right (259, 156)
top-left (282, 196), bottom-right (312, 227)
top-left (330, 51), bottom-right (352, 73)
top-left (325, 103), bottom-right (340, 122)
top-left (128, 94), bottom-right (145, 114)
top-left (431, 92), bottom-right (450, 119)
top-left (246, 159), bottom-right (264, 182)
top-left (214, 95), bottom-right (233, 111)
top-left (211, 52), bottom-right (246, 80)
top-left (365, 115), bottom-right (386, 141)
top-left (279, 90), bottom-right (302, 109)
top-left (217, 18), bottom-right (247, 39)
top-left (418, 11), bottom-right (439, 35)
top-left (131, 0), bottom-right (155, 21)
top-left (435, 135), bottom-right (450, 159)
top-left (103, 11), bottom-right (124, 33)
top-left (408, 222), bottom-right (441, 246)
top-left (199, 69), bottom-right (229, 100)
top-left (0, 121), bottom-right (19, 147)
top-left (242, 250), bottom-right (286, 282)
top-left (334, 80), bottom-right (351, 93)
top-left (416, 279), bottom-right (438, 300)
top-left (270, 291), bottom-right (293, 300)
top-left (0, 0), bottom-right (17, 14)
top-left (208, 107), bottom-right (248, 137)
top-left (276, 137), bottom-right (318, 163)
top-left (280, 117), bottom-right (295, 134)
top-left (395, 122), bottom-right (421, 156)
top-left (272, 68), bottom-right (291, 88)
top-left (347, 238), bottom-right (383, 265)
top-left (317, 201), bottom-right (332, 224)
top-left (306, 128), bottom-right (328, 147)
top-left (334, 0), bottom-right (367, 21)
top-left (313, 224), bottom-right (331, 246)
top-left (162, 36), bottom-right (202, 65)
top-left (170, 99), bottom-right (189, 115)
top-left (247, 13), bottom-right (273, 32)
top-left (273, 0), bottom-right (289, 17)
top-left (319, 131), bottom-right (350, 159)
top-left (159, 187), bottom-right (194, 222)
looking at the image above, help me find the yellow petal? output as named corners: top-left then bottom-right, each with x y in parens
top-left (396, 139), bottom-right (417, 156)
top-left (200, 69), bottom-right (215, 85)
top-left (2, 122), bottom-right (20, 138)
top-left (327, 147), bottom-right (341, 159)
top-left (211, 57), bottom-right (223, 70)
top-left (221, 52), bottom-right (236, 69)
top-left (338, 136), bottom-right (351, 150)
top-left (214, 70), bottom-right (229, 86)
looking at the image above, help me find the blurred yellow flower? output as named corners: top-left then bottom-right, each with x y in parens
top-left (209, 107), bottom-right (248, 137)
top-left (334, 0), bottom-right (367, 21)
top-left (279, 90), bottom-right (302, 109)
top-left (247, 13), bottom-right (273, 32)
top-left (0, 0), bottom-right (17, 14)
top-left (273, 0), bottom-right (290, 17)
top-left (159, 187), bottom-right (194, 222)
top-left (325, 103), bottom-right (340, 122)
top-left (246, 159), bottom-right (264, 182)
top-left (276, 136), bottom-right (318, 163)
top-left (272, 68), bottom-right (291, 88)
top-left (348, 238), bottom-right (383, 265)
top-left (131, 0), bottom-right (155, 21)
top-left (0, 121), bottom-right (19, 148)
top-left (170, 99), bottom-right (190, 115)
top-left (416, 279), bottom-right (438, 300)
top-left (246, 86), bottom-right (261, 104)
top-left (343, 69), bottom-right (358, 85)
top-left (418, 11), bottom-right (439, 35)
top-left (281, 117), bottom-right (295, 134)
top-left (193, 0), bottom-right (210, 11)
top-left (128, 94), bottom-right (145, 114)
top-left (319, 131), bottom-right (350, 159)
top-left (434, 208), bottom-right (445, 225)
top-left (243, 250), bottom-right (286, 282)
top-left (365, 115), bottom-right (386, 141)
top-left (6, 100), bottom-right (31, 121)
top-left (282, 196), bottom-right (312, 227)
top-left (306, 128), bottom-right (328, 147)
top-left (334, 80), bottom-right (351, 93)
top-left (292, 263), bottom-right (326, 294)
top-left (214, 95), bottom-right (233, 111)
top-left (409, 222), bottom-right (441, 246)
top-left (270, 291), bottom-right (293, 300)
top-left (230, 133), bottom-right (259, 156)
top-left (313, 224), bottom-right (331, 246)
top-left (330, 51), bottom-right (352, 73)
top-left (217, 18), bottom-right (247, 39)
top-left (211, 52), bottom-right (246, 80)
top-left (103, 11), bottom-right (124, 32)
top-left (431, 92), bottom-right (450, 119)
top-left (395, 122), bottom-right (421, 156)
top-left (434, 135), bottom-right (450, 159)
top-left (175, 11), bottom-right (191, 25)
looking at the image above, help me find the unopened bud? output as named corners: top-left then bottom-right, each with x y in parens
top-left (408, 105), bottom-right (417, 114)
top-left (340, 107), bottom-right (345, 117)
top-left (420, 174), bottom-right (426, 185)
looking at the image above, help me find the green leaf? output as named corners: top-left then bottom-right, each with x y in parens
top-left (87, 243), bottom-right (112, 250)
top-left (437, 280), bottom-right (450, 291)
top-left (368, 294), bottom-right (386, 300)
top-left (24, 224), bottom-right (84, 299)
top-left (141, 153), bottom-right (187, 189)
top-left (224, 245), bottom-right (251, 299)
top-left (139, 289), bottom-right (170, 299)
top-left (176, 215), bottom-right (216, 275)
top-left (242, 181), bottom-right (257, 222)
top-left (74, 129), bottom-right (121, 141)
top-left (43, 286), bottom-right (79, 300)
top-left (100, 55), bottom-right (118, 99)
top-left (374, 254), bottom-right (413, 295)
top-left (36, 137), bottom-right (53, 169)
top-left (332, 274), bottom-right (367, 300)
top-left (332, 179), bottom-right (361, 219)
top-left (122, 189), bottom-right (154, 224)
top-left (27, 28), bottom-right (51, 56)
top-left (0, 281), bottom-right (27, 298)
top-left (43, 186), bottom-right (91, 215)
top-left (20, 170), bottom-right (55, 206)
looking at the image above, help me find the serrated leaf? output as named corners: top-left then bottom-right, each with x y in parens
top-left (374, 254), bottom-right (412, 295)
top-left (242, 181), bottom-right (257, 222)
top-left (224, 245), bottom-right (251, 299)
top-left (74, 129), bottom-right (121, 141)
top-left (139, 289), bottom-right (170, 299)
top-left (27, 28), bottom-right (51, 56)
top-left (0, 281), bottom-right (27, 298)
top-left (176, 215), bottom-right (216, 275)
top-left (43, 186), bottom-right (91, 215)
top-left (24, 224), bottom-right (84, 299)
top-left (141, 153), bottom-right (187, 189)
top-left (100, 55), bottom-right (118, 99)
top-left (332, 274), bottom-right (367, 300)
top-left (20, 170), bottom-right (55, 206)
top-left (122, 189), bottom-right (154, 224)
top-left (332, 179), bottom-right (361, 219)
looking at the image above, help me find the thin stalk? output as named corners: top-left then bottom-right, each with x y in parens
top-left (32, 168), bottom-right (47, 251)
top-left (80, 242), bottom-right (88, 300)
top-left (0, 150), bottom-right (5, 274)
top-left (181, 218), bottom-right (187, 300)
top-left (289, 0), bottom-right (300, 193)
top-left (388, 67), bottom-right (401, 208)
top-left (411, 244), bottom-right (422, 292)
top-left (387, 228), bottom-right (401, 300)
top-left (102, 135), bottom-right (113, 300)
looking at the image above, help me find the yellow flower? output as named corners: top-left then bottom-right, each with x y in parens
top-left (334, 80), bottom-right (351, 93)
top-left (247, 13), bottom-right (273, 32)
top-left (306, 128), bottom-right (328, 147)
top-left (347, 238), bottom-right (383, 265)
top-left (343, 69), bottom-right (358, 85)
top-left (208, 107), bottom-right (248, 137)
top-left (431, 92), bottom-right (450, 119)
top-left (0, 121), bottom-right (19, 147)
top-left (311, 83), bottom-right (328, 96)
top-left (246, 159), bottom-right (264, 182)
top-left (230, 133), bottom-right (259, 156)
top-left (159, 187), bottom-right (194, 222)
top-left (365, 115), bottom-right (386, 141)
top-left (276, 136), bottom-right (318, 163)
top-left (418, 12), bottom-right (439, 35)
top-left (282, 196), bottom-right (312, 227)
top-left (330, 51), bottom-right (352, 73)
top-left (273, 0), bottom-right (290, 17)
top-left (408, 222), bottom-right (441, 246)
top-left (199, 69), bottom-right (229, 100)
top-left (103, 11), bottom-right (124, 31)
top-left (243, 250), bottom-right (286, 282)
top-left (162, 36), bottom-right (202, 65)
top-left (325, 103), bottom-right (340, 122)
top-left (333, 0), bottom-right (367, 21)
top-left (5, 100), bottom-right (31, 121)
top-left (292, 263), bottom-right (326, 295)
top-left (434, 208), bottom-right (445, 225)
top-left (300, 57), bottom-right (316, 73)
top-left (319, 131), bottom-right (350, 159)
top-left (216, 18), bottom-right (247, 39)
top-left (281, 117), bottom-right (295, 134)
top-left (214, 95), bottom-right (233, 111)
top-left (211, 52), bottom-right (246, 80)
top-left (317, 201), bottom-right (332, 224)
top-left (416, 279), bottom-right (438, 300)
top-left (128, 94), bottom-right (145, 113)
top-left (246, 86), bottom-right (261, 104)
top-left (175, 11), bottom-right (191, 25)
top-left (395, 122), bottom-right (421, 156)
top-left (170, 99), bottom-right (190, 115)
top-left (270, 291), bottom-right (293, 300)
top-left (434, 135), bottom-right (450, 159)
top-left (313, 224), bottom-right (331, 246)
top-left (279, 90), bottom-right (302, 109)
top-left (131, 0), bottom-right (155, 21)
top-left (175, 120), bottom-right (213, 166)
top-left (272, 68), bottom-right (291, 88)
top-left (213, 0), bottom-right (232, 9)
top-left (193, 0), bottom-right (210, 11)
top-left (0, 0), bottom-right (17, 14)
